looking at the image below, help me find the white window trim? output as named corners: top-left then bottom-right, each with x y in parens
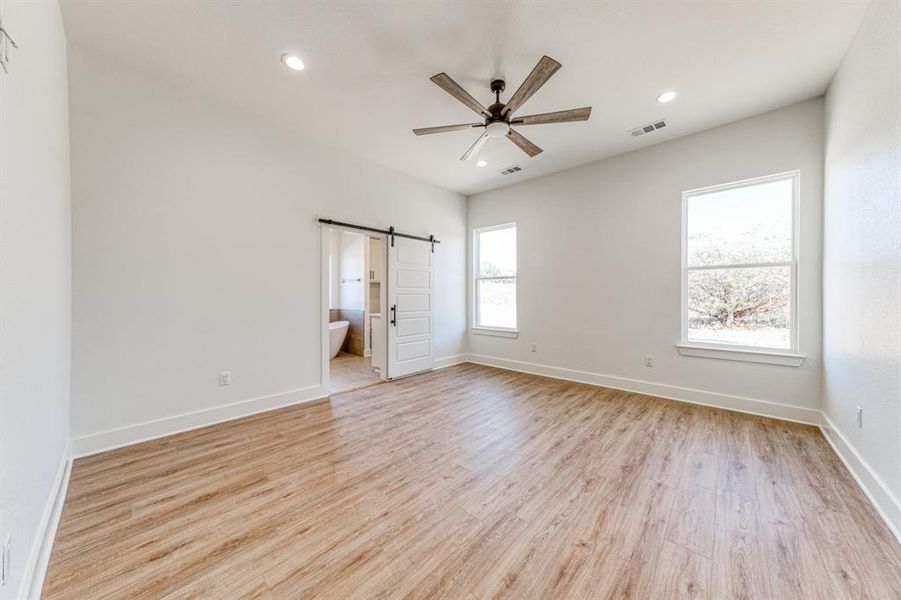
top-left (680, 171), bottom-right (806, 366)
top-left (676, 344), bottom-right (805, 366)
top-left (473, 222), bottom-right (518, 335)
top-left (472, 326), bottom-right (519, 338)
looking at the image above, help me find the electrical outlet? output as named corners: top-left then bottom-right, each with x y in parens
top-left (219, 371), bottom-right (232, 386)
top-left (643, 355), bottom-right (654, 367)
top-left (856, 406), bottom-right (863, 428)
top-left (531, 342), bottom-right (538, 353)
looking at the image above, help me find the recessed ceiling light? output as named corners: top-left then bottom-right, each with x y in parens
top-left (281, 54), bottom-right (305, 71)
top-left (656, 90), bottom-right (677, 103)
top-left (476, 160), bottom-right (487, 167)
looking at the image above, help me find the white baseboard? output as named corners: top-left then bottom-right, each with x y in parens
top-left (26, 355), bottom-right (898, 600)
top-left (19, 442), bottom-right (72, 600)
top-left (434, 354), bottom-right (469, 370)
top-left (71, 385), bottom-right (329, 458)
top-left (466, 353), bottom-right (820, 425)
top-left (70, 355), bottom-right (467, 459)
top-left (819, 412), bottom-right (901, 544)
top-left (465, 353), bottom-right (901, 543)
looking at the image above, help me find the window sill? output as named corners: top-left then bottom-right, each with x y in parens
top-left (472, 327), bottom-right (519, 339)
top-left (676, 344), bottom-right (806, 367)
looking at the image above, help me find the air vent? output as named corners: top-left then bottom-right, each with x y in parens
top-left (629, 119), bottom-right (667, 137)
top-left (499, 165), bottom-right (523, 176)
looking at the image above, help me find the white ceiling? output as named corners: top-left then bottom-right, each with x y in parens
top-left (60, 1), bottom-right (868, 195)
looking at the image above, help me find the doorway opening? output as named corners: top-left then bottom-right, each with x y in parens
top-left (322, 226), bottom-right (386, 394)
top-left (320, 219), bottom-right (437, 393)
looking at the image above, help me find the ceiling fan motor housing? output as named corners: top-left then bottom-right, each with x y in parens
top-left (488, 79), bottom-right (508, 120)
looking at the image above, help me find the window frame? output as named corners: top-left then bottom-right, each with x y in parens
top-left (473, 222), bottom-right (519, 335)
top-left (680, 170), bottom-right (801, 358)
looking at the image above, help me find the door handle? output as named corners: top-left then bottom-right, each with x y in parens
top-left (390, 305), bottom-right (397, 326)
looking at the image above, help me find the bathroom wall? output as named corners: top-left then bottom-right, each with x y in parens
top-left (335, 231), bottom-right (365, 356)
top-left (338, 232), bottom-right (364, 311)
top-left (339, 310), bottom-right (365, 356)
top-left (327, 230), bottom-right (366, 357)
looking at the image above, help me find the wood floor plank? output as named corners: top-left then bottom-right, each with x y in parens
top-left (665, 483), bottom-right (717, 559)
top-left (647, 541), bottom-right (711, 600)
top-left (717, 410), bottom-right (757, 500)
top-left (42, 364), bottom-right (901, 599)
top-left (711, 490), bottom-right (772, 599)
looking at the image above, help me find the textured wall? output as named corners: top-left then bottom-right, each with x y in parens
top-left (823, 0), bottom-right (901, 531)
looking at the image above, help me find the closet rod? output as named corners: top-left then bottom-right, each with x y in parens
top-left (318, 218), bottom-right (441, 245)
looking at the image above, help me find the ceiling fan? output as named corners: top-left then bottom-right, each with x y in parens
top-left (413, 55), bottom-right (591, 161)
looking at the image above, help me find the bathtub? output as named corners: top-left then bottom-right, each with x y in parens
top-left (329, 320), bottom-right (349, 359)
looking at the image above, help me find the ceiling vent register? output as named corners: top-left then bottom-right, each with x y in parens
top-left (629, 119), bottom-right (667, 137)
top-left (499, 165), bottom-right (523, 176)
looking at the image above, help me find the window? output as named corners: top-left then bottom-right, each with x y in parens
top-left (474, 223), bottom-right (517, 331)
top-left (682, 172), bottom-right (798, 353)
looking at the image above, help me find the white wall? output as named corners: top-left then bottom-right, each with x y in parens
top-left (68, 45), bottom-right (466, 449)
top-left (468, 99), bottom-right (824, 421)
top-left (823, 0), bottom-right (900, 534)
top-left (0, 1), bottom-right (71, 597)
top-left (338, 232), bottom-right (364, 311)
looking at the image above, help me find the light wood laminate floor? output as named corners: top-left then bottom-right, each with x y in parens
top-left (44, 364), bottom-right (901, 599)
top-left (329, 351), bottom-right (381, 394)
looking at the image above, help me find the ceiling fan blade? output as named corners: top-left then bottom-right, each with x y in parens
top-left (430, 73), bottom-right (492, 118)
top-left (502, 55), bottom-right (562, 118)
top-left (460, 131), bottom-right (489, 161)
top-left (511, 106), bottom-right (591, 126)
top-left (413, 123), bottom-right (484, 136)
top-left (506, 128), bottom-right (543, 157)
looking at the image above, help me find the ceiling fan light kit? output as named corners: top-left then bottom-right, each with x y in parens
top-left (413, 55), bottom-right (592, 162)
top-left (485, 121), bottom-right (510, 138)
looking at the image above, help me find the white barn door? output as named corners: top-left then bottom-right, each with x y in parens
top-left (387, 236), bottom-right (434, 379)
